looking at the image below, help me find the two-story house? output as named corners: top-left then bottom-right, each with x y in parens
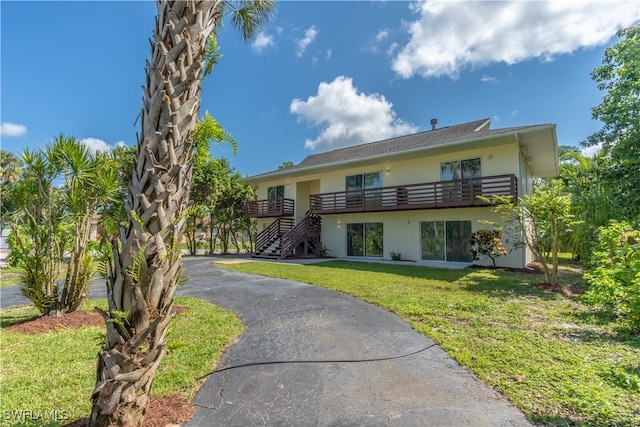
top-left (244, 118), bottom-right (558, 268)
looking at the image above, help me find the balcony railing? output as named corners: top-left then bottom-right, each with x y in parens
top-left (245, 198), bottom-right (295, 218)
top-left (309, 174), bottom-right (517, 215)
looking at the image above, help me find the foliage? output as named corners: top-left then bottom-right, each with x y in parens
top-left (0, 297), bottom-right (243, 424)
top-left (559, 151), bottom-right (613, 264)
top-left (583, 25), bottom-right (640, 222)
top-left (389, 250), bottom-right (402, 261)
top-left (4, 136), bottom-right (121, 315)
top-left (582, 221), bottom-right (640, 332)
top-left (0, 150), bottom-right (22, 184)
top-left (317, 241), bottom-right (331, 258)
top-left (469, 228), bottom-right (507, 268)
top-left (191, 157), bottom-right (256, 255)
top-left (222, 261), bottom-right (640, 426)
top-left (49, 136), bottom-right (121, 313)
top-left (193, 111), bottom-right (238, 165)
top-left (485, 179), bottom-right (575, 286)
top-left (5, 148), bottom-right (68, 315)
top-left (278, 160), bottom-right (295, 169)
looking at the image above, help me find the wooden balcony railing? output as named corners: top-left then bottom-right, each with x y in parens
top-left (309, 174), bottom-right (517, 215)
top-left (245, 198), bottom-right (295, 218)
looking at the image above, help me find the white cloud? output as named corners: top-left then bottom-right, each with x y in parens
top-left (1, 122), bottom-right (27, 137)
top-left (297, 25), bottom-right (318, 57)
top-left (392, 1), bottom-right (640, 79)
top-left (79, 137), bottom-right (123, 154)
top-left (376, 29), bottom-right (389, 42)
top-left (251, 31), bottom-right (275, 53)
top-left (581, 141), bottom-right (603, 157)
top-left (290, 76), bottom-right (417, 151)
top-left (326, 49), bottom-right (332, 60)
top-left (480, 74), bottom-right (497, 83)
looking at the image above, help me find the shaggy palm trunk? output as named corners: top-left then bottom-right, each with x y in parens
top-left (90, 1), bottom-right (219, 425)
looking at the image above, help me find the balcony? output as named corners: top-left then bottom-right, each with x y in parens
top-left (245, 198), bottom-right (295, 218)
top-left (309, 174), bottom-right (517, 215)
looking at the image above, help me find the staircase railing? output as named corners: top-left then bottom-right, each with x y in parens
top-left (255, 217), bottom-right (294, 256)
top-left (280, 211), bottom-right (322, 259)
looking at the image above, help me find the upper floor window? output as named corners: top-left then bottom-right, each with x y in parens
top-left (441, 158), bottom-right (481, 181)
top-left (267, 185), bottom-right (285, 199)
top-left (346, 172), bottom-right (382, 191)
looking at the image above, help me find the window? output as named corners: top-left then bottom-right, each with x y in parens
top-left (346, 172), bottom-right (382, 208)
top-left (347, 222), bottom-right (383, 257)
top-left (440, 158), bottom-right (481, 181)
top-left (440, 158), bottom-right (482, 202)
top-left (267, 185), bottom-right (285, 199)
top-left (421, 220), bottom-right (472, 262)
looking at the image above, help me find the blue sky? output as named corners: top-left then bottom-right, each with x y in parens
top-left (2, 1), bottom-right (639, 177)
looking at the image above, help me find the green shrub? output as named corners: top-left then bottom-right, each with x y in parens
top-left (389, 251), bottom-right (402, 261)
top-left (582, 221), bottom-right (640, 332)
top-left (470, 228), bottom-right (507, 268)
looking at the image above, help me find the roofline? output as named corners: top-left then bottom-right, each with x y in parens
top-left (245, 123), bottom-right (555, 184)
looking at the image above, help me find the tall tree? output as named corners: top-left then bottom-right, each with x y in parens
top-left (0, 150), bottom-right (22, 184)
top-left (90, 1), bottom-right (275, 425)
top-left (486, 180), bottom-right (574, 286)
top-left (0, 150), bottom-right (23, 233)
top-left (584, 25), bottom-right (640, 222)
top-left (559, 151), bottom-right (613, 263)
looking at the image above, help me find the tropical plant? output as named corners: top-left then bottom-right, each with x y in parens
top-left (6, 149), bottom-right (68, 315)
top-left (559, 151), bottom-right (613, 264)
top-left (582, 221), bottom-right (640, 332)
top-left (583, 25), bottom-right (640, 222)
top-left (5, 137), bottom-right (122, 315)
top-left (0, 150), bottom-right (23, 234)
top-left (469, 228), bottom-right (507, 268)
top-left (49, 135), bottom-right (121, 312)
top-left (0, 150), bottom-right (22, 184)
top-left (486, 179), bottom-right (574, 285)
top-left (89, 1), bottom-right (275, 425)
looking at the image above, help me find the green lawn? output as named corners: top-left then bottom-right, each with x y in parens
top-left (219, 260), bottom-right (640, 427)
top-left (0, 266), bottom-right (23, 287)
top-left (0, 297), bottom-right (243, 426)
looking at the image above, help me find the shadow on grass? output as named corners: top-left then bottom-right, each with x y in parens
top-left (0, 310), bottom-right (38, 328)
top-left (313, 260), bottom-right (561, 301)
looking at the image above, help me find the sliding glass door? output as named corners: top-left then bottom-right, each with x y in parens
top-left (421, 220), bottom-right (472, 262)
top-left (347, 222), bottom-right (383, 257)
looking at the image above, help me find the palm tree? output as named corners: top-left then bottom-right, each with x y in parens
top-left (0, 150), bottom-right (22, 184)
top-left (90, 1), bottom-right (275, 425)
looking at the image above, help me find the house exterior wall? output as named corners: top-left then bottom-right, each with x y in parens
top-left (316, 143), bottom-right (519, 194)
top-left (250, 136), bottom-right (540, 268)
top-left (320, 207), bottom-right (525, 268)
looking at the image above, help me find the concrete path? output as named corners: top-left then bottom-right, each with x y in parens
top-left (0, 257), bottom-right (532, 426)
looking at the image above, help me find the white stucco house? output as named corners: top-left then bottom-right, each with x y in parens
top-left (244, 118), bottom-right (558, 268)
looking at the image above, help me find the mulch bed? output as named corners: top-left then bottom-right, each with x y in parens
top-left (63, 394), bottom-right (195, 427)
top-left (6, 306), bottom-right (195, 426)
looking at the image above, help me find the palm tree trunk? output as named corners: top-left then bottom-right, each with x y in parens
top-left (90, 1), bottom-right (220, 425)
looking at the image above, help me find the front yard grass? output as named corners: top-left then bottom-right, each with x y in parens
top-left (0, 296), bottom-right (243, 425)
top-left (219, 260), bottom-right (640, 427)
top-left (0, 266), bottom-right (23, 287)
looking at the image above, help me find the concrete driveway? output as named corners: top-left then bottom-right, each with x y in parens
top-left (180, 257), bottom-right (532, 426)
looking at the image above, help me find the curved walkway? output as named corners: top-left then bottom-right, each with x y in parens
top-left (179, 257), bottom-right (532, 426)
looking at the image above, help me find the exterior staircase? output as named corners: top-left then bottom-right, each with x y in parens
top-left (253, 211), bottom-right (322, 259)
